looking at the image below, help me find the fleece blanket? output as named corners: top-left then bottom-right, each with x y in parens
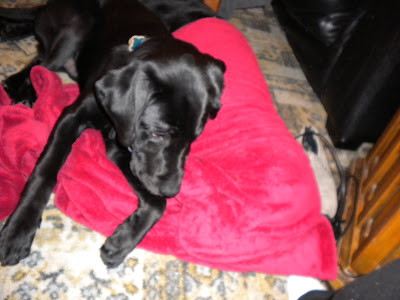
top-left (0, 18), bottom-right (337, 279)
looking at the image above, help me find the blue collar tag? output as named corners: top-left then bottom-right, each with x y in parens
top-left (128, 35), bottom-right (146, 52)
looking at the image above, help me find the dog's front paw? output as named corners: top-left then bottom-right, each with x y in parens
top-left (100, 223), bottom-right (135, 268)
top-left (0, 221), bottom-right (37, 266)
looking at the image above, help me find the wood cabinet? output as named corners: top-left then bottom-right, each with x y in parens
top-left (204, 0), bottom-right (221, 12)
top-left (333, 109), bottom-right (400, 288)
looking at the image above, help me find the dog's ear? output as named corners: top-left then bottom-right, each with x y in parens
top-left (94, 56), bottom-right (151, 147)
top-left (176, 52), bottom-right (225, 121)
top-left (205, 57), bottom-right (226, 119)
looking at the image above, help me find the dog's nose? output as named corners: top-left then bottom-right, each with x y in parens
top-left (159, 175), bottom-right (183, 198)
top-left (160, 183), bottom-right (181, 198)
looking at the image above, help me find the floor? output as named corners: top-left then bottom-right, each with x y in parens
top-left (0, 1), bottom-right (364, 299)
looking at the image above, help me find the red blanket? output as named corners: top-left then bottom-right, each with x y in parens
top-left (0, 18), bottom-right (337, 279)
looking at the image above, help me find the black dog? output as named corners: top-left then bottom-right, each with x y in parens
top-left (138, 0), bottom-right (217, 32)
top-left (0, 0), bottom-right (225, 268)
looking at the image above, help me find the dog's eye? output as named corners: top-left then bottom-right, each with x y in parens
top-left (151, 132), bottom-right (167, 140)
top-left (150, 129), bottom-right (175, 140)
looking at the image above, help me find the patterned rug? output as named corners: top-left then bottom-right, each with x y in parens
top-left (0, 1), bottom-right (353, 299)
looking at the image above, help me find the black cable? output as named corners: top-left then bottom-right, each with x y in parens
top-left (295, 127), bottom-right (348, 240)
top-left (297, 128), bottom-right (363, 280)
top-left (336, 175), bottom-right (359, 243)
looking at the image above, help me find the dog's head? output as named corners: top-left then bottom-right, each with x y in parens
top-left (95, 37), bottom-right (225, 197)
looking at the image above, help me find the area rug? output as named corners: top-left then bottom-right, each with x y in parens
top-left (1, 195), bottom-right (289, 299)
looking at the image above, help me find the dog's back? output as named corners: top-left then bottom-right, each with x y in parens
top-left (75, 0), bottom-right (170, 89)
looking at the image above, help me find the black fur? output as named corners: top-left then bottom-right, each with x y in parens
top-left (138, 0), bottom-right (216, 32)
top-left (0, 0), bottom-right (225, 268)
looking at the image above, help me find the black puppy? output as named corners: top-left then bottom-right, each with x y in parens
top-left (0, 0), bottom-right (225, 267)
top-left (138, 0), bottom-right (217, 32)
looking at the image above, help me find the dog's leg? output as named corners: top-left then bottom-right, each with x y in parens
top-left (4, 30), bottom-right (84, 106)
top-left (0, 7), bottom-right (45, 106)
top-left (0, 20), bottom-right (35, 41)
top-left (3, 1), bottom-right (95, 106)
top-left (0, 98), bottom-right (94, 266)
top-left (100, 140), bottom-right (167, 268)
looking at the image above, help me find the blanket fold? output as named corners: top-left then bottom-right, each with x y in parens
top-left (0, 18), bottom-right (337, 279)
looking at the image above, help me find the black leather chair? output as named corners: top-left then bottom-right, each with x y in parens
top-left (272, 0), bottom-right (400, 149)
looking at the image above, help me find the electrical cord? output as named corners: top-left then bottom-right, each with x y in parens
top-left (297, 127), bottom-right (365, 281)
top-left (295, 127), bottom-right (353, 241)
top-left (335, 175), bottom-right (359, 243)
